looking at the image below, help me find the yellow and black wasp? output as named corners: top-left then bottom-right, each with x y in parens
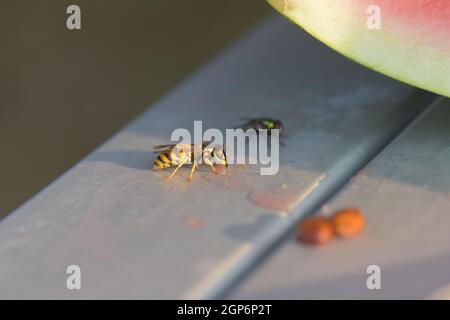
top-left (153, 141), bottom-right (227, 181)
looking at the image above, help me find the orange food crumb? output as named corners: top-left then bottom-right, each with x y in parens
top-left (184, 216), bottom-right (205, 229)
top-left (297, 217), bottom-right (334, 245)
top-left (331, 208), bottom-right (365, 238)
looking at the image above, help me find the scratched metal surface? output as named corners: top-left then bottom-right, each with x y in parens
top-left (230, 98), bottom-right (450, 300)
top-left (0, 15), bottom-right (432, 299)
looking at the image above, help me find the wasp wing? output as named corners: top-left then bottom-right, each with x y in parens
top-left (152, 144), bottom-right (178, 153)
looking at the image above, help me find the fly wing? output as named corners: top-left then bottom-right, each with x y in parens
top-left (234, 118), bottom-right (259, 130)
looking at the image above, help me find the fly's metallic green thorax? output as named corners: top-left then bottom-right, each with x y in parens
top-left (261, 118), bottom-right (275, 129)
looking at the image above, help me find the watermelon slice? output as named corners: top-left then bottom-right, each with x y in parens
top-left (268, 0), bottom-right (450, 97)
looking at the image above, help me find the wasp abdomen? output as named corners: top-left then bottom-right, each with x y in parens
top-left (153, 152), bottom-right (172, 170)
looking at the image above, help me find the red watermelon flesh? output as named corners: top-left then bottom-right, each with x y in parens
top-left (268, 0), bottom-right (450, 97)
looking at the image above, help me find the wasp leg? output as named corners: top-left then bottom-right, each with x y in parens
top-left (188, 163), bottom-right (198, 182)
top-left (165, 160), bottom-right (187, 181)
top-left (208, 163), bottom-right (217, 174)
top-left (203, 158), bottom-right (218, 175)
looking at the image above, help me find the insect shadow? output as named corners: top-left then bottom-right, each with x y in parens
top-left (86, 150), bottom-right (152, 171)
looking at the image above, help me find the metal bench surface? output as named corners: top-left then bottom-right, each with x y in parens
top-left (0, 15), bottom-right (440, 299)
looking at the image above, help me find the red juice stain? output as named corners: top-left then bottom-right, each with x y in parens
top-left (203, 166), bottom-right (302, 215)
top-left (247, 186), bottom-right (299, 213)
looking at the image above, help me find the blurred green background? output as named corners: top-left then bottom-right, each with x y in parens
top-left (1, 1), bottom-right (270, 218)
